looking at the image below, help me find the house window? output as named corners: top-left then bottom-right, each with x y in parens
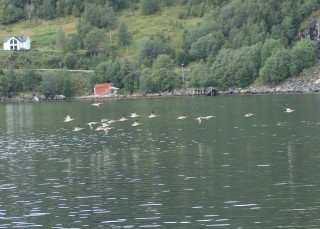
top-left (10, 39), bottom-right (17, 44)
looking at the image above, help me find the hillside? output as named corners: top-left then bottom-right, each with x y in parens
top-left (1, 0), bottom-right (320, 98)
top-left (0, 4), bottom-right (202, 62)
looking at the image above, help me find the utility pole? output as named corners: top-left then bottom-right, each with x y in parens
top-left (181, 63), bottom-right (185, 84)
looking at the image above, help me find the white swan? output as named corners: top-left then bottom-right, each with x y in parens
top-left (196, 117), bottom-right (202, 124)
top-left (96, 125), bottom-right (113, 131)
top-left (63, 114), bottom-right (74, 122)
top-left (244, 113), bottom-right (255, 117)
top-left (72, 126), bottom-right (83, 132)
top-left (131, 120), bottom-right (141, 126)
top-left (148, 112), bottom-right (158, 118)
top-left (177, 115), bottom-right (187, 120)
top-left (285, 107), bottom-right (295, 113)
top-left (87, 121), bottom-right (98, 129)
top-left (202, 115), bottom-right (214, 120)
top-left (91, 102), bottom-right (101, 107)
top-left (129, 113), bottom-right (139, 118)
top-left (119, 115), bottom-right (128, 121)
top-left (196, 115), bottom-right (215, 124)
top-left (107, 119), bottom-right (116, 124)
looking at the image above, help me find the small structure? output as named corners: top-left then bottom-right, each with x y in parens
top-left (3, 36), bottom-right (31, 51)
top-left (94, 83), bottom-right (119, 96)
top-left (192, 87), bottom-right (217, 96)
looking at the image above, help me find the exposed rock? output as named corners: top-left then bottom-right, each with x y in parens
top-left (54, 94), bottom-right (66, 100)
top-left (297, 16), bottom-right (320, 52)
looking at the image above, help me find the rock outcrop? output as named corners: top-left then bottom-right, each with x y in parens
top-left (298, 16), bottom-right (320, 52)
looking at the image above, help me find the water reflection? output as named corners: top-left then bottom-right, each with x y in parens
top-left (5, 103), bottom-right (34, 135)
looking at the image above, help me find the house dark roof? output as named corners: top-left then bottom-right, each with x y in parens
top-left (3, 36), bottom-right (30, 43)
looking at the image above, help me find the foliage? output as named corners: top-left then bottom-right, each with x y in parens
top-left (209, 45), bottom-right (260, 89)
top-left (84, 28), bottom-right (106, 57)
top-left (118, 22), bottom-right (131, 46)
top-left (259, 49), bottom-right (291, 85)
top-left (64, 52), bottom-right (77, 69)
top-left (37, 0), bottom-right (56, 20)
top-left (290, 39), bottom-right (317, 76)
top-left (139, 68), bottom-right (154, 94)
top-left (260, 38), bottom-right (285, 66)
top-left (77, 18), bottom-right (93, 48)
top-left (94, 58), bottom-right (139, 92)
top-left (0, 2), bottom-right (23, 24)
top-left (138, 36), bottom-right (175, 67)
top-left (22, 69), bottom-right (41, 92)
top-left (40, 70), bottom-right (74, 98)
top-left (121, 59), bottom-right (140, 94)
top-left (0, 68), bottom-right (22, 97)
top-left (189, 32), bottom-right (224, 61)
top-left (141, 0), bottom-right (159, 15)
top-left (151, 54), bottom-right (178, 92)
top-left (83, 2), bottom-right (116, 29)
top-left (260, 39), bottom-right (317, 85)
top-left (188, 61), bottom-right (211, 88)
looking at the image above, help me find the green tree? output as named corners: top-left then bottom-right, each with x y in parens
top-left (259, 48), bottom-right (291, 85)
top-left (141, 0), bottom-right (159, 15)
top-left (138, 36), bottom-right (175, 67)
top-left (77, 19), bottom-right (93, 48)
top-left (190, 32), bottom-right (223, 60)
top-left (188, 62), bottom-right (211, 87)
top-left (118, 22), bottom-right (131, 46)
top-left (139, 68), bottom-right (154, 94)
top-left (209, 45), bottom-right (259, 89)
top-left (152, 54), bottom-right (178, 91)
top-left (121, 59), bottom-right (140, 94)
top-left (95, 60), bottom-right (113, 83)
top-left (290, 39), bottom-right (317, 76)
top-left (64, 53), bottom-right (77, 69)
top-left (59, 71), bottom-right (73, 97)
top-left (37, 0), bottom-right (55, 20)
top-left (22, 69), bottom-right (41, 92)
top-left (41, 71), bottom-right (58, 98)
top-left (41, 71), bottom-right (73, 98)
top-left (56, 0), bottom-right (66, 17)
top-left (84, 28), bottom-right (106, 56)
top-left (0, 69), bottom-right (22, 97)
top-left (0, 3), bottom-right (23, 24)
top-left (260, 38), bottom-right (284, 66)
top-left (83, 2), bottom-right (116, 29)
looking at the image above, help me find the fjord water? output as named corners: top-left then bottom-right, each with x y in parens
top-left (1, 94), bottom-right (320, 228)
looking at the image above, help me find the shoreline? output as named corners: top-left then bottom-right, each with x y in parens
top-left (1, 86), bottom-right (319, 104)
top-left (2, 73), bottom-right (320, 103)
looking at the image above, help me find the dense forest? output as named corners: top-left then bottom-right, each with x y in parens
top-left (0, 0), bottom-right (320, 98)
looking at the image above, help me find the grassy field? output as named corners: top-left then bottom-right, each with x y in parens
top-left (0, 3), bottom-right (204, 61)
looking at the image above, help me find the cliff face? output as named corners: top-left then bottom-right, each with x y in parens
top-left (298, 16), bottom-right (320, 51)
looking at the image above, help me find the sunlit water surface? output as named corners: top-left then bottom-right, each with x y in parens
top-left (1, 94), bottom-right (320, 228)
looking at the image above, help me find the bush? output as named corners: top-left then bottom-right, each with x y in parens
top-left (259, 49), bottom-right (291, 85)
top-left (41, 71), bottom-right (74, 98)
top-left (141, 0), bottom-right (159, 15)
top-left (209, 45), bottom-right (259, 89)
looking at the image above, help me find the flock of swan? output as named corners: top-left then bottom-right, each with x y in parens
top-left (63, 102), bottom-right (296, 133)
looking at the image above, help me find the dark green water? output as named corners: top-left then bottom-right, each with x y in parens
top-left (1, 94), bottom-right (320, 228)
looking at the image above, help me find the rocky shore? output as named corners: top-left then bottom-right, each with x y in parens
top-left (2, 64), bottom-right (320, 103)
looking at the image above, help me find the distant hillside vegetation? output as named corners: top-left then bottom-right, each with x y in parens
top-left (0, 0), bottom-right (320, 98)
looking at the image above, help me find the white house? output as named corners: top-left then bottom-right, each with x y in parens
top-left (3, 36), bottom-right (31, 51)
